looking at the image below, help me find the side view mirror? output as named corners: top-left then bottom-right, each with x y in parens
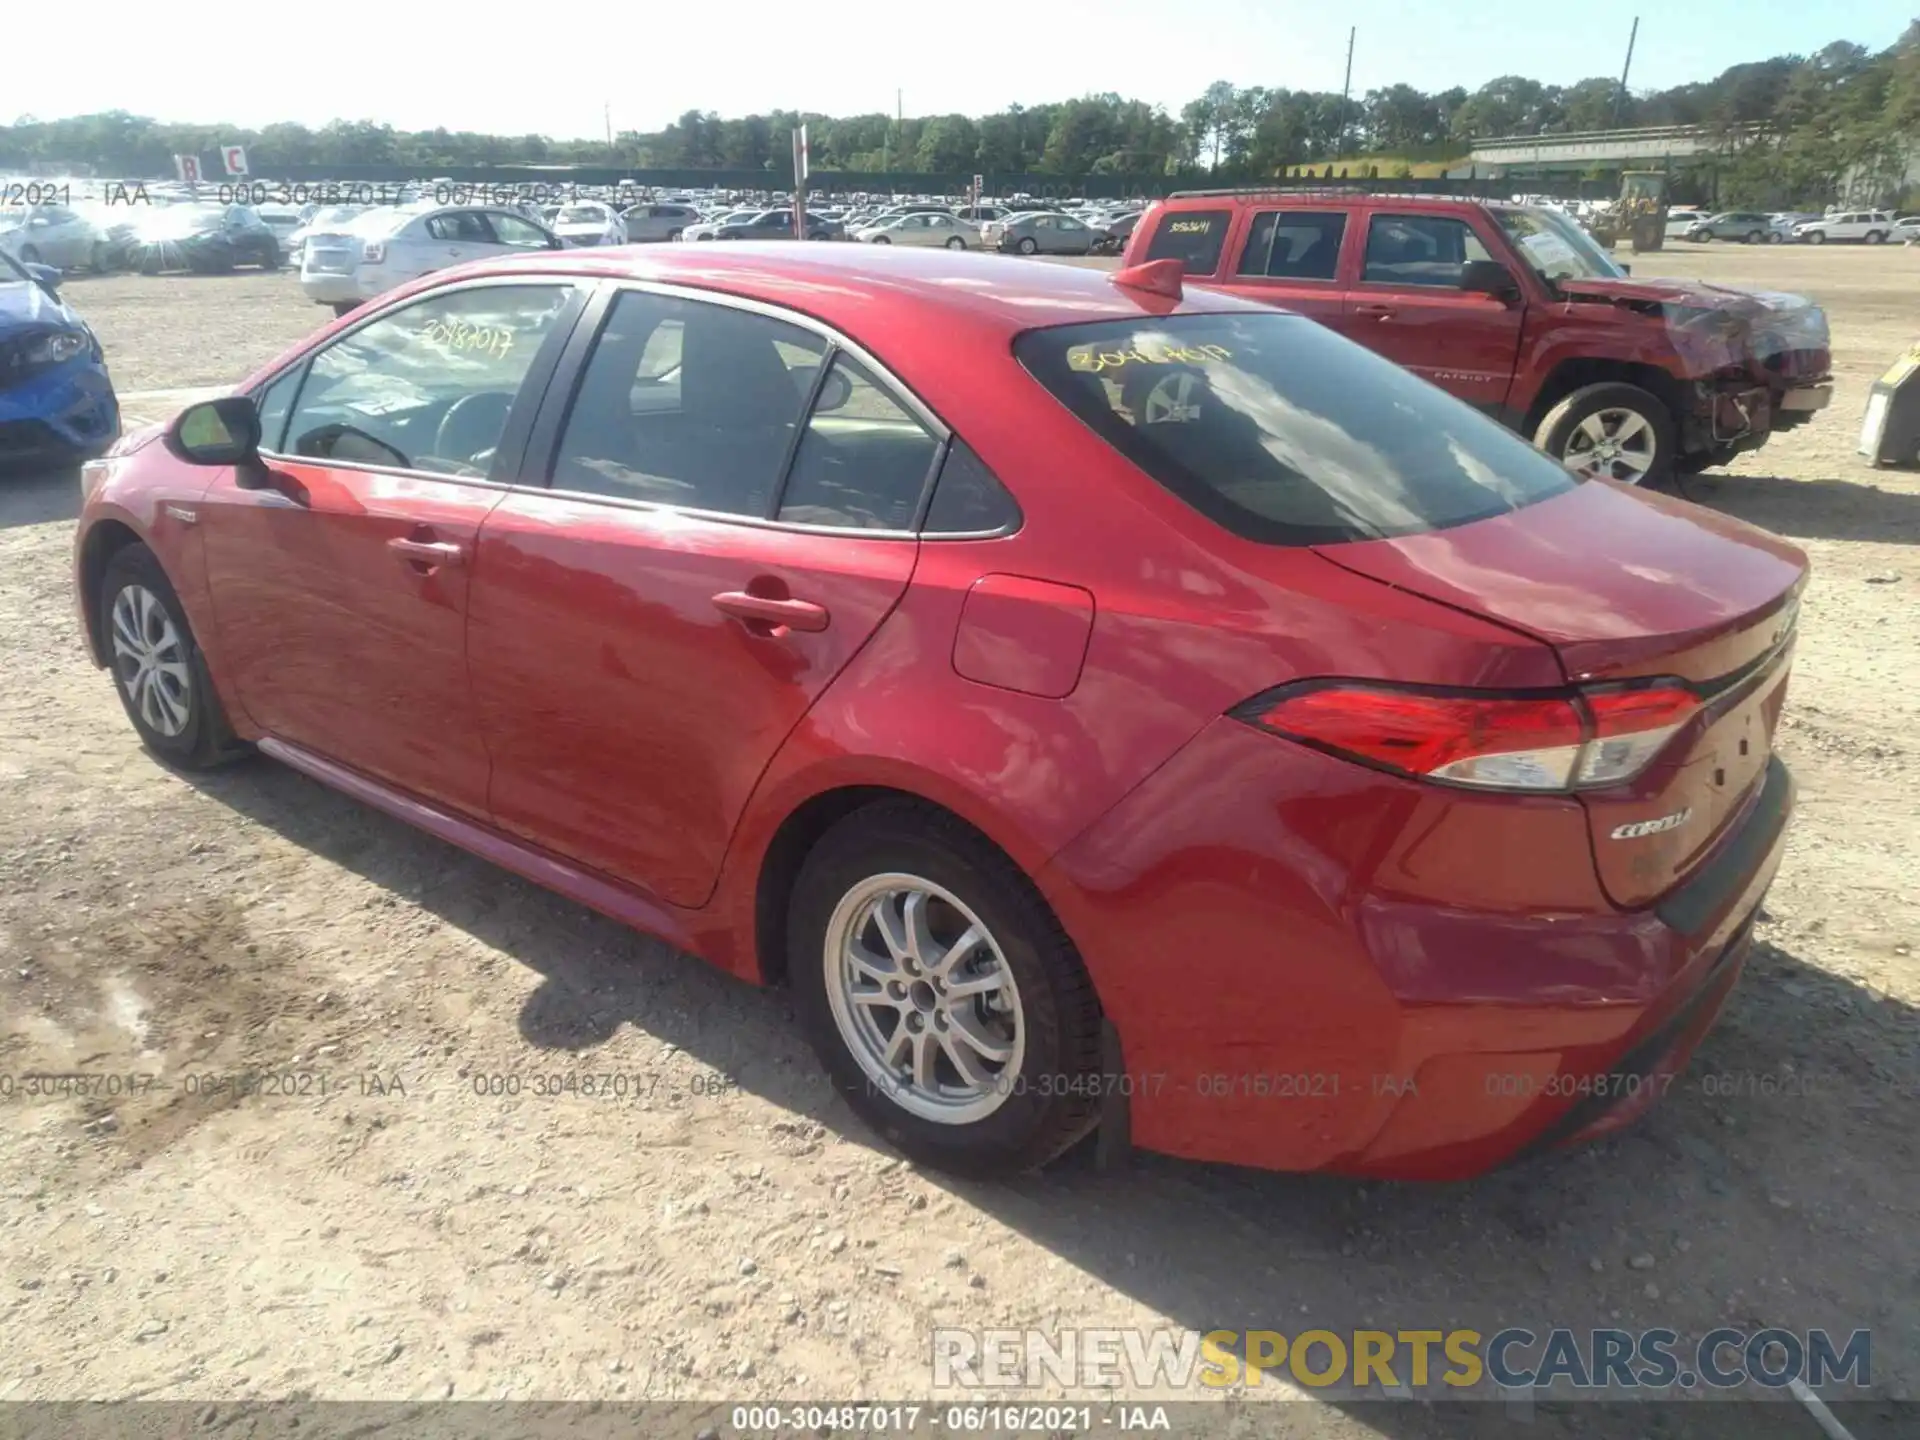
top-left (167, 395), bottom-right (262, 470)
top-left (814, 367), bottom-right (854, 413)
top-left (24, 263), bottom-right (62, 297)
top-left (1460, 259), bottom-right (1521, 301)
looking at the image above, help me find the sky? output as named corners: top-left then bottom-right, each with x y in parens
top-left (12, 0), bottom-right (1917, 139)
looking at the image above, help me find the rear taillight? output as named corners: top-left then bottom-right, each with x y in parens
top-left (361, 241), bottom-right (385, 263)
top-left (1238, 681), bottom-right (1700, 793)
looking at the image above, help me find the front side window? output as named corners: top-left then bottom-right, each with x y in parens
top-left (551, 290), bottom-right (825, 513)
top-left (488, 213), bottom-right (552, 248)
top-left (1360, 214), bottom-right (1493, 287)
top-left (776, 354), bottom-right (940, 530)
top-left (426, 212), bottom-right (492, 243)
top-left (1015, 313), bottom-right (1576, 547)
top-left (1236, 211), bottom-right (1347, 280)
top-left (280, 284), bottom-right (573, 476)
top-left (1142, 208), bottom-right (1232, 274)
top-left (255, 365), bottom-right (305, 453)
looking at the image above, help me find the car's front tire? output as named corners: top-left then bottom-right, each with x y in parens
top-left (100, 544), bottom-right (247, 770)
top-left (1745, 230), bottom-right (1764, 244)
top-left (1807, 230), bottom-right (1827, 244)
top-left (790, 800), bottom-right (1103, 1177)
top-left (1865, 230), bottom-right (1886, 244)
top-left (1535, 381), bottom-right (1676, 489)
top-left (944, 235), bottom-right (966, 249)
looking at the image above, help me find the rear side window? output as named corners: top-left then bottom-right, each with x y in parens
top-left (1142, 209), bottom-right (1231, 274)
top-left (925, 440), bottom-right (1021, 535)
top-left (1236, 211), bottom-right (1347, 280)
top-left (776, 354), bottom-right (941, 531)
top-left (1015, 314), bottom-right (1575, 546)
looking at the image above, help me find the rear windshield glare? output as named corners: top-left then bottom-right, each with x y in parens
top-left (1014, 313), bottom-right (1577, 546)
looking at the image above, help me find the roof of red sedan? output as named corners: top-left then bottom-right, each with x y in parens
top-left (465, 242), bottom-right (1261, 335)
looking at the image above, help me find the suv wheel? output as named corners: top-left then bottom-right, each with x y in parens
top-left (100, 544), bottom-right (248, 770)
top-left (1807, 230), bottom-right (1827, 244)
top-left (790, 800), bottom-right (1103, 1177)
top-left (1744, 230), bottom-right (1764, 244)
top-left (1865, 230), bottom-right (1886, 244)
top-left (1534, 382), bottom-right (1676, 489)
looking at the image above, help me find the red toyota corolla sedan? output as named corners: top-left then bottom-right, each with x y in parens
top-left (74, 244), bottom-right (1803, 1180)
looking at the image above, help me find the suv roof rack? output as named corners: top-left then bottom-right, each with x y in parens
top-left (1165, 186), bottom-right (1507, 204)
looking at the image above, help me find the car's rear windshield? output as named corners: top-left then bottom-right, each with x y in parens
top-left (1015, 312), bottom-right (1577, 546)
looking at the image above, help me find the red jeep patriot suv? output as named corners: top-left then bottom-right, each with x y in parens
top-left (1122, 190), bottom-right (1834, 487)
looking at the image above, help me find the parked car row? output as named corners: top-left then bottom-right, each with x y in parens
top-left (1671, 208), bottom-right (1913, 244)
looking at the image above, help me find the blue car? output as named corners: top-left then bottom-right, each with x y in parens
top-left (0, 250), bottom-right (119, 470)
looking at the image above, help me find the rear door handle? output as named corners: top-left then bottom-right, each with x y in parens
top-left (388, 537), bottom-right (465, 568)
top-left (1353, 303), bottom-right (1396, 319)
top-left (712, 591), bottom-right (830, 634)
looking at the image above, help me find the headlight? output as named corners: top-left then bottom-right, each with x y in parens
top-left (25, 329), bottom-right (89, 367)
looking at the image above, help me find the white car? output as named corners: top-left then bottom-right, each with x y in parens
top-left (680, 210), bottom-right (759, 241)
top-left (550, 201), bottom-right (627, 247)
top-left (299, 204), bottom-right (562, 315)
top-left (0, 202), bottom-right (102, 269)
top-left (1663, 210), bottom-right (1708, 239)
top-left (1794, 210), bottom-right (1895, 244)
top-left (854, 212), bottom-right (979, 249)
top-left (1891, 215), bottom-right (1920, 245)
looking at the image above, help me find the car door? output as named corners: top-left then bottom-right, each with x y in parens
top-left (1052, 216), bottom-right (1094, 253)
top-left (411, 210), bottom-right (494, 275)
top-left (467, 284), bottom-right (939, 907)
top-left (896, 215), bottom-right (934, 246)
top-left (1216, 207), bottom-right (1351, 327)
top-left (198, 279), bottom-right (586, 815)
top-left (39, 207), bottom-right (90, 268)
top-left (1341, 211), bottom-right (1525, 412)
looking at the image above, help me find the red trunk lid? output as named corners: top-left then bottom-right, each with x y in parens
top-left (1316, 481), bottom-right (1807, 910)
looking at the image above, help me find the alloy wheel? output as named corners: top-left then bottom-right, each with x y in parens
top-left (1561, 407), bottom-right (1657, 484)
top-left (110, 584), bottom-right (192, 736)
top-left (823, 874), bottom-right (1025, 1125)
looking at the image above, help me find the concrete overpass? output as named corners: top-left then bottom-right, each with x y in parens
top-left (1466, 124), bottom-right (1760, 173)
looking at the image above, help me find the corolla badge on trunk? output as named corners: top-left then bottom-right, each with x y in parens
top-left (1611, 808), bottom-right (1693, 840)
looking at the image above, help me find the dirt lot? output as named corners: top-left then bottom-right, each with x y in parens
top-left (0, 247), bottom-right (1915, 1434)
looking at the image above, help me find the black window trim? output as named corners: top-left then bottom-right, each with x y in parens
top-left (1234, 207), bottom-right (1350, 285)
top-left (524, 277), bottom-right (969, 541)
top-left (245, 274), bottom-right (592, 491)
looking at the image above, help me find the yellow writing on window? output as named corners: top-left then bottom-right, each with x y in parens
top-left (1067, 343), bottom-right (1232, 373)
top-left (422, 318), bottom-right (514, 361)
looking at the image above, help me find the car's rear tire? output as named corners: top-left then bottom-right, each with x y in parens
top-left (1745, 230), bottom-right (1763, 244)
top-left (1017, 236), bottom-right (1039, 255)
top-left (870, 235), bottom-right (890, 244)
top-left (331, 301), bottom-right (358, 318)
top-left (789, 799), bottom-right (1103, 1178)
top-left (99, 544), bottom-right (248, 771)
top-left (666, 228), bottom-right (682, 241)
top-left (1768, 231), bottom-right (1784, 244)
top-left (1865, 230), bottom-right (1886, 245)
top-left (1534, 382), bottom-right (1676, 489)
top-left (260, 242), bottom-right (282, 271)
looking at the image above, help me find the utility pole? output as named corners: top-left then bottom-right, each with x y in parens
top-left (1339, 27), bottom-right (1356, 163)
top-left (1612, 18), bottom-right (1639, 128)
top-left (604, 102), bottom-right (613, 151)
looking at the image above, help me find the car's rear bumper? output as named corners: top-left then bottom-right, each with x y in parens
top-left (1040, 719), bottom-right (1793, 1180)
top-left (299, 271), bottom-right (378, 304)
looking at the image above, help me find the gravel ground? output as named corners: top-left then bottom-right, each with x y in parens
top-left (0, 247), bottom-right (1915, 1435)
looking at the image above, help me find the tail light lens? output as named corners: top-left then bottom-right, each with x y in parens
top-left (1239, 681), bottom-right (1700, 793)
top-left (361, 240), bottom-right (386, 264)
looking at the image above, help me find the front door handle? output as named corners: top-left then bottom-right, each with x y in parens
top-left (712, 590), bottom-right (830, 635)
top-left (1353, 303), bottom-right (1396, 320)
top-left (388, 537), bottom-right (465, 569)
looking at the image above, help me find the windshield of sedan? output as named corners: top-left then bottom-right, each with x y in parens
top-left (1493, 207), bottom-right (1625, 284)
top-left (1016, 312), bottom-right (1576, 546)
